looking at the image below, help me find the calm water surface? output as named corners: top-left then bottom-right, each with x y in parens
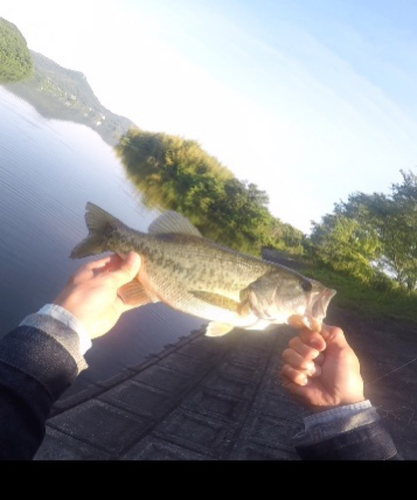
top-left (0, 87), bottom-right (203, 391)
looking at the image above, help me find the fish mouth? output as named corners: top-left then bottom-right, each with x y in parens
top-left (308, 288), bottom-right (337, 321)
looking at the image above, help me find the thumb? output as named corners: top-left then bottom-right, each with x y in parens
top-left (112, 252), bottom-right (141, 285)
top-left (320, 324), bottom-right (348, 349)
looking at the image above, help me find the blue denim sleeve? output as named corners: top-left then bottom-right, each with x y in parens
top-left (293, 402), bottom-right (400, 460)
top-left (296, 421), bottom-right (400, 460)
top-left (0, 315), bottom-right (87, 459)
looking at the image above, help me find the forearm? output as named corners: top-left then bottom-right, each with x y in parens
top-left (0, 307), bottom-right (89, 460)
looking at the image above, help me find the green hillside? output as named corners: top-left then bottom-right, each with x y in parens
top-left (0, 17), bottom-right (32, 83)
top-left (4, 50), bottom-right (135, 146)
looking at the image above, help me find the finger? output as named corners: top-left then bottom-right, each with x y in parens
top-left (84, 255), bottom-right (115, 270)
top-left (282, 347), bottom-right (312, 370)
top-left (71, 255), bottom-right (117, 282)
top-left (287, 336), bottom-right (322, 361)
top-left (288, 315), bottom-right (307, 329)
top-left (111, 252), bottom-right (142, 286)
top-left (298, 330), bottom-right (327, 352)
top-left (282, 348), bottom-right (322, 377)
top-left (288, 315), bottom-right (321, 332)
top-left (281, 364), bottom-right (309, 386)
top-left (320, 324), bottom-right (348, 348)
top-left (102, 254), bottom-right (125, 273)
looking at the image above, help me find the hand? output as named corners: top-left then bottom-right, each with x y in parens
top-left (281, 324), bottom-right (365, 409)
top-left (54, 252), bottom-right (141, 339)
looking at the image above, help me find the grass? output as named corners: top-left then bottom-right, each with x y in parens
top-left (298, 262), bottom-right (417, 325)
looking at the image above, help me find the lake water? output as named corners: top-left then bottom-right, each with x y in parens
top-left (0, 86), bottom-right (203, 393)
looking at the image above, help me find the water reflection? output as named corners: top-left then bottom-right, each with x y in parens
top-left (0, 86), bottom-right (203, 392)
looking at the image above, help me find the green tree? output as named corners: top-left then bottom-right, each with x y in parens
top-left (309, 170), bottom-right (417, 290)
top-left (338, 170), bottom-right (417, 290)
top-left (116, 129), bottom-right (300, 255)
top-left (267, 218), bottom-right (305, 255)
top-left (310, 213), bottom-right (381, 281)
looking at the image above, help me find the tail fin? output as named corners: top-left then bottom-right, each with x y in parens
top-left (70, 203), bottom-right (122, 259)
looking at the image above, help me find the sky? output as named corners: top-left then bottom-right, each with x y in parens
top-left (2, 0), bottom-right (417, 233)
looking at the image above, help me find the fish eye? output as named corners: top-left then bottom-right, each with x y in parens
top-left (301, 280), bottom-right (312, 292)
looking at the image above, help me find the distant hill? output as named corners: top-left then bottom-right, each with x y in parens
top-left (0, 17), bottom-right (32, 83)
top-left (4, 50), bottom-right (136, 146)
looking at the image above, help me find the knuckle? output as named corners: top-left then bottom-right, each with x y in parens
top-left (280, 363), bottom-right (292, 377)
top-left (332, 327), bottom-right (345, 339)
top-left (281, 349), bottom-right (293, 363)
top-left (288, 336), bottom-right (300, 348)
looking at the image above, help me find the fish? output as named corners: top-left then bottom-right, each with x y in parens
top-left (70, 202), bottom-right (336, 336)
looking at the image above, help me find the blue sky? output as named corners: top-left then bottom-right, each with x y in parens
top-left (2, 0), bottom-right (417, 233)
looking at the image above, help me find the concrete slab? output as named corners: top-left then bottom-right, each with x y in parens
top-left (228, 439), bottom-right (299, 460)
top-left (152, 408), bottom-right (238, 458)
top-left (121, 436), bottom-right (213, 460)
top-left (158, 352), bottom-right (212, 376)
top-left (180, 344), bottom-right (224, 363)
top-left (254, 390), bottom-right (309, 421)
top-left (235, 411), bottom-right (303, 451)
top-left (181, 386), bottom-right (250, 425)
top-left (47, 399), bottom-right (153, 457)
top-left (34, 427), bottom-right (112, 460)
top-left (200, 366), bottom-right (259, 399)
top-left (98, 380), bottom-right (177, 420)
top-left (132, 364), bottom-right (194, 395)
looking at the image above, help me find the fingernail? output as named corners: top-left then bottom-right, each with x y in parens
top-left (299, 375), bottom-right (308, 386)
top-left (305, 361), bottom-right (314, 373)
top-left (309, 339), bottom-right (322, 349)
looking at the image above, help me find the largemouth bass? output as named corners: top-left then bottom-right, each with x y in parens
top-left (71, 203), bottom-right (336, 336)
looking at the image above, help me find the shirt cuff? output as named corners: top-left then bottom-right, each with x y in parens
top-left (304, 400), bottom-right (373, 431)
top-left (31, 304), bottom-right (92, 355)
top-left (292, 400), bottom-right (380, 447)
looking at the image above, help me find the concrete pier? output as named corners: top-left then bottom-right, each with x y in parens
top-left (34, 305), bottom-right (417, 460)
top-left (35, 325), bottom-right (305, 460)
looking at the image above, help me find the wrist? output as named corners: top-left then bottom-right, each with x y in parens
top-left (38, 304), bottom-right (92, 354)
top-left (310, 395), bottom-right (366, 414)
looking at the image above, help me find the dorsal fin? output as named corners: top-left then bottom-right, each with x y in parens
top-left (148, 211), bottom-right (202, 237)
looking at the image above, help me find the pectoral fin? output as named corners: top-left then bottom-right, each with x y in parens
top-left (118, 280), bottom-right (158, 307)
top-left (205, 322), bottom-right (235, 337)
top-left (190, 290), bottom-right (240, 312)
